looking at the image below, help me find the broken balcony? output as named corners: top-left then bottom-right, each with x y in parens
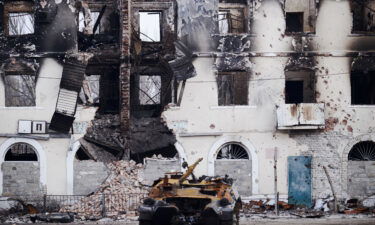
top-left (276, 103), bottom-right (325, 130)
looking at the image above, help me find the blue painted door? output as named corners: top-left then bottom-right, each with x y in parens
top-left (288, 156), bottom-right (312, 207)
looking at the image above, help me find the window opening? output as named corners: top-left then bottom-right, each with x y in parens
top-left (351, 71), bottom-right (375, 105)
top-left (285, 12), bottom-right (304, 33)
top-left (75, 148), bottom-right (92, 160)
top-left (5, 143), bottom-right (38, 161)
top-left (218, 5), bottom-right (246, 34)
top-left (351, 0), bottom-right (375, 33)
top-left (217, 71), bottom-right (248, 106)
top-left (285, 70), bottom-right (315, 104)
top-left (139, 75), bottom-right (161, 105)
top-left (4, 74), bottom-right (36, 107)
top-left (78, 11), bottom-right (101, 34)
top-left (8, 12), bottom-right (34, 36)
top-left (217, 143), bottom-right (249, 159)
top-left (139, 11), bottom-right (161, 42)
top-left (348, 141), bottom-right (375, 161)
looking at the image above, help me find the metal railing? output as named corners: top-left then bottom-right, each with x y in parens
top-left (0, 192), bottom-right (148, 217)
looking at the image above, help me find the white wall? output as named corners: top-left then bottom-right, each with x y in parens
top-left (163, 0), bottom-right (375, 198)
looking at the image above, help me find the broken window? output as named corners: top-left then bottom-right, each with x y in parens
top-left (4, 74), bottom-right (36, 107)
top-left (8, 12), bottom-right (34, 35)
top-left (351, 70), bottom-right (375, 105)
top-left (79, 75), bottom-right (100, 105)
top-left (139, 75), bottom-right (161, 105)
top-left (285, 12), bottom-right (303, 33)
top-left (217, 71), bottom-right (248, 106)
top-left (285, 70), bottom-right (315, 104)
top-left (348, 141), bottom-right (375, 161)
top-left (351, 0), bottom-right (375, 33)
top-left (218, 3), bottom-right (246, 34)
top-left (78, 11), bottom-right (101, 34)
top-left (284, 0), bottom-right (317, 33)
top-left (139, 11), bottom-right (161, 42)
top-left (5, 142), bottom-right (38, 161)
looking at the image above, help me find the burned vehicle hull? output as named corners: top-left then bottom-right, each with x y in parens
top-left (138, 158), bottom-right (240, 225)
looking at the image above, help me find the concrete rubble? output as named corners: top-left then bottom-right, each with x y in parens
top-left (60, 160), bottom-right (149, 219)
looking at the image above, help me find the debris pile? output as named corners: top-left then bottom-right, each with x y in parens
top-left (60, 160), bottom-right (149, 219)
top-left (242, 200), bottom-right (294, 214)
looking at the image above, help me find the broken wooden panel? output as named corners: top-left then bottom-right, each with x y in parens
top-left (288, 156), bottom-right (312, 208)
top-left (49, 112), bottom-right (75, 133)
top-left (168, 40), bottom-right (196, 81)
top-left (217, 71), bottom-right (248, 106)
top-left (60, 60), bottom-right (87, 92)
top-left (299, 103), bottom-right (325, 125)
top-left (276, 104), bottom-right (299, 127)
top-left (4, 74), bottom-right (36, 107)
top-left (55, 88), bottom-right (78, 116)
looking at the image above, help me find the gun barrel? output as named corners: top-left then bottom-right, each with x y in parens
top-left (179, 157), bottom-right (203, 184)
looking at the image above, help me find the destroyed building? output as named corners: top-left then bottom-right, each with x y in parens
top-left (0, 0), bottom-right (375, 211)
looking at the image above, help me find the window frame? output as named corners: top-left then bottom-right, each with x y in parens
top-left (3, 0), bottom-right (34, 36)
top-left (218, 3), bottom-right (247, 34)
top-left (350, 0), bottom-right (375, 34)
top-left (138, 74), bottom-right (162, 106)
top-left (217, 71), bottom-right (249, 106)
top-left (138, 10), bottom-right (162, 43)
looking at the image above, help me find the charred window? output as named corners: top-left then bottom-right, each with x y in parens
top-left (285, 12), bottom-right (303, 33)
top-left (285, 70), bottom-right (315, 104)
top-left (217, 71), bottom-right (248, 106)
top-left (351, 0), bottom-right (375, 33)
top-left (284, 0), bottom-right (317, 33)
top-left (78, 11), bottom-right (101, 34)
top-left (218, 3), bottom-right (246, 34)
top-left (5, 142), bottom-right (38, 161)
top-left (139, 11), bottom-right (161, 42)
top-left (351, 71), bottom-right (375, 105)
top-left (8, 12), bottom-right (34, 35)
top-left (3, 1), bottom-right (34, 36)
top-left (99, 68), bottom-right (119, 113)
top-left (139, 75), bottom-right (161, 105)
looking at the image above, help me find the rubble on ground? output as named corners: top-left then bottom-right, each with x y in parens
top-left (60, 160), bottom-right (149, 219)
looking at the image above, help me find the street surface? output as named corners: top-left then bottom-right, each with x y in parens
top-left (9, 217), bottom-right (375, 225)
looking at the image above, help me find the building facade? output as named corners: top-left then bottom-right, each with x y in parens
top-left (0, 0), bottom-right (374, 206)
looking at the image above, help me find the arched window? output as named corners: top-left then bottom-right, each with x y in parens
top-left (217, 143), bottom-right (249, 159)
top-left (348, 141), bottom-right (375, 161)
top-left (4, 142), bottom-right (38, 161)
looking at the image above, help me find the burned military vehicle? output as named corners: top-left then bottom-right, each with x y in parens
top-left (138, 158), bottom-right (241, 225)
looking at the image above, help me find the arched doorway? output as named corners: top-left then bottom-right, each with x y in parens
top-left (3, 142), bottom-right (40, 195)
top-left (214, 143), bottom-right (252, 196)
top-left (347, 141), bottom-right (375, 198)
